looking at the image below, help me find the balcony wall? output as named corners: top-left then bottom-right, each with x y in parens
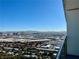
top-left (64, 0), bottom-right (79, 56)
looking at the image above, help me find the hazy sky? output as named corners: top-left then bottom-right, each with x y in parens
top-left (0, 0), bottom-right (66, 31)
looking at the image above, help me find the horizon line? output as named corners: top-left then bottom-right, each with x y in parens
top-left (0, 30), bottom-right (67, 32)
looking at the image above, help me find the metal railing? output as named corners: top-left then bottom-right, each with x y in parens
top-left (56, 36), bottom-right (67, 59)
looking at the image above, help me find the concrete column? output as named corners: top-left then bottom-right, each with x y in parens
top-left (64, 0), bottom-right (79, 56)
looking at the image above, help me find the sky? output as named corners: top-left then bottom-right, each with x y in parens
top-left (0, 0), bottom-right (66, 32)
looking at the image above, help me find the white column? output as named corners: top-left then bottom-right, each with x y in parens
top-left (64, 0), bottom-right (79, 56)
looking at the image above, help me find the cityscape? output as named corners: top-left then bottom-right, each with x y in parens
top-left (0, 0), bottom-right (79, 59)
top-left (0, 31), bottom-right (66, 59)
top-left (0, 0), bottom-right (67, 59)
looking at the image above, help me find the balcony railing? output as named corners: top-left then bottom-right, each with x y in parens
top-left (56, 36), bottom-right (67, 59)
